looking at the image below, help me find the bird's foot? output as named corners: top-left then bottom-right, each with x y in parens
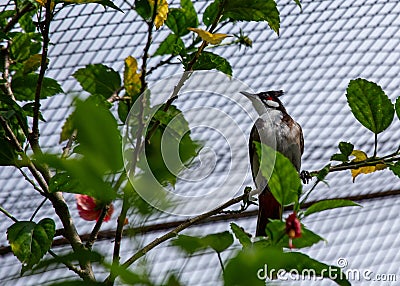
top-left (300, 170), bottom-right (312, 184)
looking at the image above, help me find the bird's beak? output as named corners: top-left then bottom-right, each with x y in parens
top-left (240, 91), bottom-right (257, 99)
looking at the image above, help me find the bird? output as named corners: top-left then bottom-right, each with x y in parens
top-left (240, 90), bottom-right (304, 237)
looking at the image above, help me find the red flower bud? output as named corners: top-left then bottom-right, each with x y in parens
top-left (285, 212), bottom-right (301, 249)
top-left (75, 194), bottom-right (114, 222)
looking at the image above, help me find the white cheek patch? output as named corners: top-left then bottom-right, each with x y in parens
top-left (266, 100), bottom-right (280, 108)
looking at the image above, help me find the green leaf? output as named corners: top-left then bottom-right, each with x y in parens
top-left (316, 164), bottom-right (330, 181)
top-left (10, 32), bottom-right (41, 62)
top-left (0, 135), bottom-right (18, 166)
top-left (304, 199), bottom-right (361, 217)
top-left (389, 161), bottom-right (400, 178)
top-left (106, 263), bottom-right (153, 285)
top-left (135, 0), bottom-right (152, 20)
top-left (185, 51), bottom-right (232, 76)
top-left (181, 0), bottom-right (198, 28)
top-left (49, 281), bottom-right (105, 286)
top-left (293, 0), bottom-right (302, 11)
top-left (19, 10), bottom-right (37, 33)
top-left (49, 172), bottom-right (80, 193)
top-left (11, 74), bottom-right (63, 100)
top-left (338, 141), bottom-right (354, 157)
top-left (23, 54), bottom-right (45, 74)
top-left (59, 111), bottom-right (75, 143)
top-left (224, 246), bottom-right (350, 286)
top-left (165, 274), bottom-right (183, 286)
top-left (395, 97), bottom-right (400, 120)
top-left (117, 100), bottom-right (129, 123)
top-left (7, 218), bottom-right (55, 269)
top-left (203, 0), bottom-right (221, 27)
top-left (202, 231), bottom-right (233, 253)
top-left (330, 153), bottom-right (349, 162)
top-left (230, 222), bottom-right (252, 249)
top-left (224, 0), bottom-right (280, 34)
top-left (171, 235), bottom-right (207, 255)
top-left (73, 99), bottom-right (123, 172)
top-left (22, 102), bottom-right (46, 121)
top-left (255, 142), bottom-right (301, 206)
top-left (346, 78), bottom-right (394, 134)
top-left (73, 64), bottom-right (121, 99)
top-left (154, 33), bottom-right (185, 56)
top-left (165, 8), bottom-right (189, 36)
top-left (141, 105), bottom-right (201, 187)
top-left (62, 0), bottom-right (123, 12)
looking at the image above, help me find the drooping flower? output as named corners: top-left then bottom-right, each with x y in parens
top-left (75, 194), bottom-right (114, 222)
top-left (285, 212), bottom-right (301, 249)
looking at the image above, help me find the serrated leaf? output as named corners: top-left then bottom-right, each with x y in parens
top-left (23, 54), bottom-right (45, 74)
top-left (11, 74), bottom-right (63, 101)
top-left (59, 111), bottom-right (75, 143)
top-left (224, 0), bottom-right (280, 34)
top-left (188, 27), bottom-right (229, 45)
top-left (202, 231), bottom-right (233, 253)
top-left (230, 223), bottom-right (252, 249)
top-left (186, 51), bottom-right (232, 76)
top-left (7, 218), bottom-right (55, 269)
top-left (73, 64), bottom-right (121, 99)
top-left (255, 142), bottom-right (300, 206)
top-left (350, 150), bottom-right (387, 181)
top-left (203, 0), bottom-right (220, 27)
top-left (124, 56), bottom-right (141, 98)
top-left (49, 172), bottom-right (80, 193)
top-left (346, 78), bottom-right (394, 134)
top-left (330, 153), bottom-right (349, 162)
top-left (154, 33), bottom-right (185, 56)
top-left (224, 246), bottom-right (350, 286)
top-left (338, 141), bottom-right (354, 157)
top-left (395, 97), bottom-right (400, 121)
top-left (165, 8), bottom-right (188, 36)
top-left (389, 161), bottom-right (400, 178)
top-left (304, 199), bottom-right (361, 217)
top-left (171, 235), bottom-right (206, 255)
top-left (135, 0), bottom-right (152, 20)
top-left (62, 0), bottom-right (123, 12)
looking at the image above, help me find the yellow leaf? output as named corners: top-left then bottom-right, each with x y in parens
top-left (36, 0), bottom-right (55, 10)
top-left (124, 56), bottom-right (141, 97)
top-left (350, 150), bottom-right (386, 182)
top-left (188, 28), bottom-right (230, 45)
top-left (149, 0), bottom-right (169, 29)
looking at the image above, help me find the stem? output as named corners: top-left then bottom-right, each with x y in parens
top-left (0, 205), bottom-right (19, 223)
top-left (373, 133), bottom-right (378, 157)
top-left (30, 197), bottom-right (48, 221)
top-left (3, 3), bottom-right (35, 34)
top-left (30, 0), bottom-right (52, 154)
top-left (104, 191), bottom-right (248, 283)
top-left (217, 252), bottom-right (225, 273)
top-left (85, 205), bottom-right (111, 250)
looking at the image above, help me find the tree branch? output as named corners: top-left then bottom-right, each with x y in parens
top-left (3, 3), bottom-right (35, 34)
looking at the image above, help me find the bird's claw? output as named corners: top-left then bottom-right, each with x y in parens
top-left (300, 170), bottom-right (312, 184)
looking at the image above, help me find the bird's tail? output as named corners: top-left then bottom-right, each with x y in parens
top-left (256, 188), bottom-right (282, 237)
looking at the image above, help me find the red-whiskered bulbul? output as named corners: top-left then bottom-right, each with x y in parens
top-left (241, 90), bottom-right (304, 237)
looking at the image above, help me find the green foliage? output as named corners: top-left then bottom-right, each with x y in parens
top-left (224, 246), bottom-right (350, 286)
top-left (204, 0), bottom-right (280, 34)
top-left (185, 51), bottom-right (232, 76)
top-left (266, 220), bottom-right (324, 249)
top-left (331, 141), bottom-right (354, 162)
top-left (395, 97), bottom-right (400, 120)
top-left (61, 0), bottom-right (123, 12)
top-left (172, 231), bottom-right (234, 255)
top-left (39, 99), bottom-right (122, 201)
top-left (10, 32), bottom-right (41, 62)
top-left (346, 78), bottom-right (394, 134)
top-left (7, 218), bottom-right (55, 271)
top-left (140, 105), bottom-right (200, 187)
top-left (12, 74), bottom-right (64, 100)
top-left (154, 34), bottom-right (185, 56)
top-left (165, 0), bottom-right (198, 36)
top-left (255, 142), bottom-right (301, 206)
top-left (135, 0), bottom-right (153, 21)
top-left (389, 161), bottom-right (400, 178)
top-left (73, 64), bottom-right (121, 99)
top-left (230, 223), bottom-right (251, 249)
top-left (304, 199), bottom-right (361, 217)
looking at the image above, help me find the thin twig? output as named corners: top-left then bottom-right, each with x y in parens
top-left (0, 205), bottom-right (19, 223)
top-left (30, 197), bottom-right (48, 221)
top-left (104, 191), bottom-right (249, 283)
top-left (85, 205), bottom-right (111, 250)
top-left (18, 167), bottom-right (46, 195)
top-left (3, 3), bottom-right (35, 34)
top-left (47, 249), bottom-right (88, 279)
